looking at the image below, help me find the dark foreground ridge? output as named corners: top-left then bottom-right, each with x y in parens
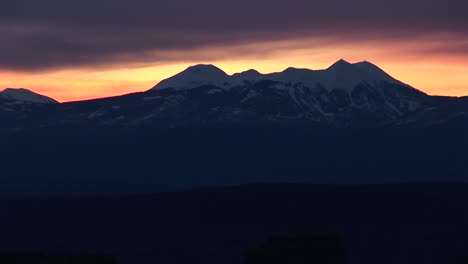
top-left (0, 234), bottom-right (345, 264)
top-left (244, 233), bottom-right (345, 264)
top-left (2, 124), bottom-right (467, 194)
top-left (0, 252), bottom-right (116, 264)
top-left (1, 183), bottom-right (468, 264)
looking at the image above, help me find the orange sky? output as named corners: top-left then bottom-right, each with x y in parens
top-left (1, 38), bottom-right (467, 102)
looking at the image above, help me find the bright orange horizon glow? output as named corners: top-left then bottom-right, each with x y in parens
top-left (1, 37), bottom-right (467, 102)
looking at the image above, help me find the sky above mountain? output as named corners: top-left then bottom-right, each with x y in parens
top-left (0, 0), bottom-right (467, 102)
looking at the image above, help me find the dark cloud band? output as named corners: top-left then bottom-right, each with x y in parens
top-left (0, 0), bottom-right (466, 70)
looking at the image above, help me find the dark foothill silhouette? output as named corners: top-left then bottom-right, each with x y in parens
top-left (244, 233), bottom-right (345, 264)
top-left (0, 252), bottom-right (117, 264)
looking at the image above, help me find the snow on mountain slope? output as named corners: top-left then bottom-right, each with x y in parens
top-left (0, 88), bottom-right (58, 104)
top-left (317, 59), bottom-right (396, 89)
top-left (154, 64), bottom-right (230, 90)
top-left (152, 60), bottom-right (412, 92)
top-left (232, 69), bottom-right (264, 82)
top-left (0, 60), bottom-right (451, 130)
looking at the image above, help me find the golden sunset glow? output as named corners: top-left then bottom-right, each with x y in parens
top-left (1, 37), bottom-right (467, 102)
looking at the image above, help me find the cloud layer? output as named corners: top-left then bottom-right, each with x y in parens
top-left (0, 0), bottom-right (467, 71)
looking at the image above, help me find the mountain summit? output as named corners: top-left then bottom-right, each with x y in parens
top-left (152, 60), bottom-right (411, 92)
top-left (154, 64), bottom-right (229, 90)
top-left (131, 60), bottom-right (430, 126)
top-left (0, 88), bottom-right (58, 104)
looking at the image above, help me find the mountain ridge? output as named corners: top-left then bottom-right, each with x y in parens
top-left (1, 61), bottom-right (467, 194)
top-left (0, 60), bottom-right (466, 131)
top-left (152, 59), bottom-right (413, 92)
top-left (0, 88), bottom-right (58, 104)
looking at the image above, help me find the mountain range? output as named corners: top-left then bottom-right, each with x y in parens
top-left (1, 60), bottom-right (467, 194)
top-left (1, 59), bottom-right (467, 131)
top-left (2, 61), bottom-right (467, 264)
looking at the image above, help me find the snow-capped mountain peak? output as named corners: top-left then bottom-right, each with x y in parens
top-left (327, 59), bottom-right (353, 70)
top-left (152, 60), bottom-right (412, 92)
top-left (274, 67), bottom-right (316, 84)
top-left (352, 61), bottom-right (396, 81)
top-left (314, 59), bottom-right (395, 90)
top-left (183, 64), bottom-right (227, 75)
top-left (0, 88), bottom-right (58, 104)
top-left (231, 69), bottom-right (263, 82)
top-left (154, 64), bottom-right (230, 90)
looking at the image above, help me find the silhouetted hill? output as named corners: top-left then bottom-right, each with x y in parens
top-left (1, 123), bottom-right (467, 194)
top-left (1, 183), bottom-right (468, 264)
top-left (0, 252), bottom-right (116, 264)
top-left (244, 233), bottom-right (345, 264)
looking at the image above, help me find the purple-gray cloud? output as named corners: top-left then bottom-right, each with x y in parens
top-left (0, 0), bottom-right (466, 70)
